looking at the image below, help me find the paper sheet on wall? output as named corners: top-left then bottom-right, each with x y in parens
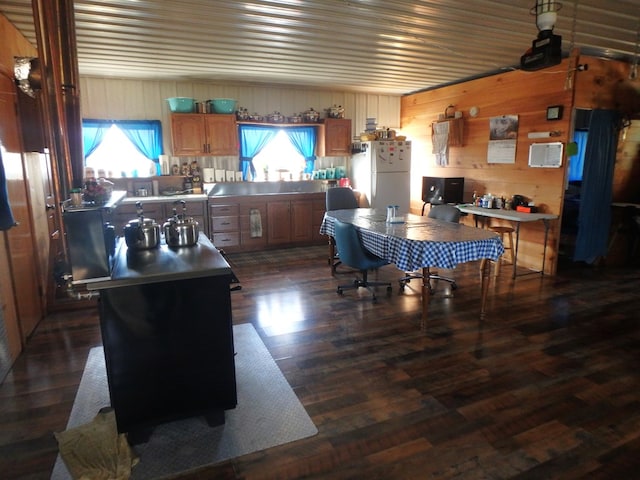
top-left (487, 139), bottom-right (517, 164)
top-left (432, 121), bottom-right (450, 166)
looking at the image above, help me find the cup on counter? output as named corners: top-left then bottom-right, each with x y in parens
top-left (318, 169), bottom-right (326, 179)
top-left (326, 167), bottom-right (335, 179)
top-left (70, 189), bottom-right (83, 206)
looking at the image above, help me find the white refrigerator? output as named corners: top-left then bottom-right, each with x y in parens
top-left (350, 141), bottom-right (412, 213)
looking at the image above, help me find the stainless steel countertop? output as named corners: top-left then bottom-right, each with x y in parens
top-left (88, 233), bottom-right (231, 290)
top-left (120, 193), bottom-right (208, 204)
top-left (207, 180), bottom-right (328, 197)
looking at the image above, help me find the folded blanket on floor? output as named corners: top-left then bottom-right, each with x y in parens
top-left (54, 408), bottom-right (139, 480)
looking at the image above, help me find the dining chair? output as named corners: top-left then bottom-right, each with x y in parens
top-left (399, 204), bottom-right (461, 293)
top-left (325, 187), bottom-right (359, 273)
top-left (333, 219), bottom-right (392, 302)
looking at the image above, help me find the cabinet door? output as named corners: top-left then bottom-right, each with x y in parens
top-left (290, 200), bottom-right (313, 242)
top-left (324, 118), bottom-right (352, 156)
top-left (267, 201), bottom-right (291, 245)
top-left (204, 115), bottom-right (238, 156)
top-left (112, 203), bottom-right (163, 236)
top-left (239, 202), bottom-right (267, 249)
top-left (163, 200), bottom-right (207, 236)
top-left (312, 197), bottom-right (326, 243)
top-left (171, 114), bottom-right (206, 156)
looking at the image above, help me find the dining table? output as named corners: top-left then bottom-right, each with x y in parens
top-left (456, 204), bottom-right (558, 278)
top-left (320, 208), bottom-right (505, 329)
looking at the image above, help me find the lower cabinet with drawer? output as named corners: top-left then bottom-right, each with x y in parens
top-left (210, 203), bottom-right (240, 249)
top-left (209, 193), bottom-right (325, 252)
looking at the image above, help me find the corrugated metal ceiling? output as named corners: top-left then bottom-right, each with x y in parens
top-left (2, 0), bottom-right (639, 95)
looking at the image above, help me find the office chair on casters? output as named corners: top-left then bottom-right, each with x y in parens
top-left (325, 187), bottom-right (359, 273)
top-left (333, 219), bottom-right (392, 302)
top-left (399, 204), bottom-right (461, 294)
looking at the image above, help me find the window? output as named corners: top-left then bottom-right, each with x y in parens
top-left (82, 119), bottom-right (163, 178)
top-left (85, 124), bottom-right (156, 178)
top-left (568, 130), bottom-right (588, 182)
top-left (238, 124), bottom-right (316, 181)
top-left (252, 130), bottom-right (305, 181)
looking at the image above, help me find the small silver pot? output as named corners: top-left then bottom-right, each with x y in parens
top-left (124, 217), bottom-right (160, 250)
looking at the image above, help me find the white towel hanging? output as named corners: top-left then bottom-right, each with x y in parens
top-left (249, 209), bottom-right (262, 238)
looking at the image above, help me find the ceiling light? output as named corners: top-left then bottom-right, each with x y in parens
top-left (531, 0), bottom-right (562, 32)
top-left (532, 0), bottom-right (562, 36)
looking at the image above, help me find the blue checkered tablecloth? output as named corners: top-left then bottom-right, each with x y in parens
top-left (321, 208), bottom-right (504, 272)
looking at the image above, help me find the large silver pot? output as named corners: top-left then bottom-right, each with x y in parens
top-left (163, 200), bottom-right (199, 247)
top-left (124, 203), bottom-right (161, 250)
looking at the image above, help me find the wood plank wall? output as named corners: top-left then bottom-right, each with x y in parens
top-left (0, 13), bottom-right (38, 379)
top-left (400, 53), bottom-right (636, 274)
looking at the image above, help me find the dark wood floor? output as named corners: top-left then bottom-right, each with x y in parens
top-left (2, 245), bottom-right (640, 479)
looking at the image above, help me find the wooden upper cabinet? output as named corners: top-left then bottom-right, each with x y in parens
top-left (170, 114), bottom-right (238, 156)
top-left (317, 118), bottom-right (352, 157)
top-left (204, 115), bottom-right (239, 156)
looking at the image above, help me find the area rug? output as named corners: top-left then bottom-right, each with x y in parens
top-left (50, 323), bottom-right (317, 480)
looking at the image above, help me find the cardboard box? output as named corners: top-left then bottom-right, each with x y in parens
top-left (516, 205), bottom-right (538, 213)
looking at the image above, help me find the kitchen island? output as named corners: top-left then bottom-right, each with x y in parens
top-left (88, 233), bottom-right (236, 442)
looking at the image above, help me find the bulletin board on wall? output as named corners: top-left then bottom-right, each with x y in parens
top-left (528, 142), bottom-right (564, 168)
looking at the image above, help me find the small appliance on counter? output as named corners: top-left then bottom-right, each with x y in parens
top-left (422, 177), bottom-right (464, 205)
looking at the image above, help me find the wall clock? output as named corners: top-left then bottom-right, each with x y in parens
top-left (546, 105), bottom-right (563, 120)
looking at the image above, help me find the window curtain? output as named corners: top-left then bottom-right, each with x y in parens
top-left (238, 125), bottom-right (278, 180)
top-left (82, 119), bottom-right (110, 158)
top-left (573, 109), bottom-right (621, 264)
top-left (82, 119), bottom-right (164, 175)
top-left (118, 120), bottom-right (163, 175)
top-left (568, 130), bottom-right (588, 182)
top-left (284, 126), bottom-right (317, 173)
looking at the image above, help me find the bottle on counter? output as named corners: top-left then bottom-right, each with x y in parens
top-left (386, 205), bottom-right (394, 223)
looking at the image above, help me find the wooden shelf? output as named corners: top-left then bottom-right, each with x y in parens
top-left (237, 121), bottom-right (322, 127)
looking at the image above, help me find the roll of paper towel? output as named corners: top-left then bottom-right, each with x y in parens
top-left (159, 155), bottom-right (170, 175)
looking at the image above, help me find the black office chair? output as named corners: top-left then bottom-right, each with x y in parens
top-left (333, 219), bottom-right (392, 302)
top-left (325, 187), bottom-right (359, 273)
top-left (399, 204), bottom-right (461, 293)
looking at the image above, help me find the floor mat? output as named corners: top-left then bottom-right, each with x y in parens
top-left (50, 323), bottom-right (317, 480)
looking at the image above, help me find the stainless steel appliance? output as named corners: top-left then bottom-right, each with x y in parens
top-left (62, 191), bottom-right (126, 284)
top-left (350, 141), bottom-right (412, 212)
